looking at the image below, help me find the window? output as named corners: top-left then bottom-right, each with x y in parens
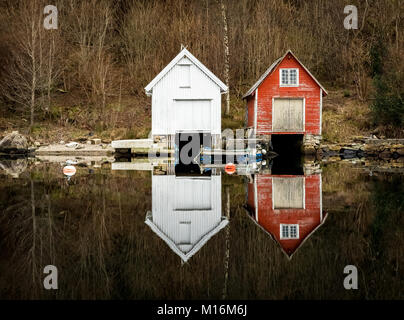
top-left (280, 224), bottom-right (299, 239)
top-left (178, 221), bottom-right (191, 244)
top-left (179, 64), bottom-right (191, 87)
top-left (280, 68), bottom-right (299, 86)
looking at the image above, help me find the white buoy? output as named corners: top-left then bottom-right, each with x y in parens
top-left (63, 165), bottom-right (76, 177)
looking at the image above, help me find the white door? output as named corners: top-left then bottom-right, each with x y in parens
top-left (173, 100), bottom-right (211, 132)
top-left (273, 98), bottom-right (304, 132)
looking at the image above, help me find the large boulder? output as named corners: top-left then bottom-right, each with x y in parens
top-left (0, 131), bottom-right (29, 153)
top-left (0, 159), bottom-right (27, 178)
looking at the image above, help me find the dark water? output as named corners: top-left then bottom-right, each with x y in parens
top-left (0, 158), bottom-right (403, 299)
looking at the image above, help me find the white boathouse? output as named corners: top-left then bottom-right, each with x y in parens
top-left (145, 48), bottom-right (228, 150)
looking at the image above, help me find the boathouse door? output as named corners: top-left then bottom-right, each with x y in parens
top-left (173, 99), bottom-right (212, 132)
top-left (175, 132), bottom-right (211, 169)
top-left (273, 98), bottom-right (304, 132)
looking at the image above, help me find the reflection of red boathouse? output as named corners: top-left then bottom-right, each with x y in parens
top-left (246, 173), bottom-right (327, 259)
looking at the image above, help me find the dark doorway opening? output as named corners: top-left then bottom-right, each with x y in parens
top-left (175, 132), bottom-right (211, 175)
top-left (271, 134), bottom-right (303, 175)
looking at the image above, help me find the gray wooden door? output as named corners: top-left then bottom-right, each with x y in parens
top-left (273, 177), bottom-right (304, 209)
top-left (273, 98), bottom-right (304, 132)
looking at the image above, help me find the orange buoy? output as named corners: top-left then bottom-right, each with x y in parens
top-left (63, 165), bottom-right (76, 177)
top-left (225, 163), bottom-right (236, 174)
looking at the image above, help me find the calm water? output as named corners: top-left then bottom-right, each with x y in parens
top-left (0, 157), bottom-right (403, 299)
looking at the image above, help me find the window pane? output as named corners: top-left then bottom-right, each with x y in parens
top-left (290, 69), bottom-right (297, 84)
top-left (290, 225), bottom-right (297, 238)
top-left (281, 70), bottom-right (288, 85)
top-left (282, 225), bottom-right (289, 238)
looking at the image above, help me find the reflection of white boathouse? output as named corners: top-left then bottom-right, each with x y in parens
top-left (146, 173), bottom-right (228, 262)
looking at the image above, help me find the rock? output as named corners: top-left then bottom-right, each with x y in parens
top-left (353, 136), bottom-right (366, 143)
top-left (91, 138), bottom-right (101, 145)
top-left (86, 140), bottom-right (92, 145)
top-left (395, 148), bottom-right (404, 156)
top-left (328, 144), bottom-right (342, 151)
top-left (65, 142), bottom-right (79, 148)
top-left (303, 146), bottom-right (316, 155)
top-left (59, 140), bottom-right (65, 145)
top-left (0, 131), bottom-right (28, 153)
top-left (34, 141), bottom-right (41, 147)
top-left (379, 150), bottom-right (392, 159)
top-left (340, 148), bottom-right (358, 159)
top-left (356, 150), bottom-right (365, 158)
top-left (340, 148), bottom-right (357, 155)
top-left (0, 159), bottom-right (28, 178)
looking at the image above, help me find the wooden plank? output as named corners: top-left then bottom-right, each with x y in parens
top-left (272, 177), bottom-right (304, 209)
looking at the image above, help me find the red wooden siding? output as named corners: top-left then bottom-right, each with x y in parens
top-left (248, 174), bottom-right (324, 257)
top-left (246, 52), bottom-right (323, 135)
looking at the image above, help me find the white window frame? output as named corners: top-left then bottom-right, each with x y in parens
top-left (279, 68), bottom-right (299, 87)
top-left (280, 224), bottom-right (300, 239)
top-left (178, 63), bottom-right (191, 88)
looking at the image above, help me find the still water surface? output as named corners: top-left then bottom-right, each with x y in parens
top-left (0, 158), bottom-right (402, 299)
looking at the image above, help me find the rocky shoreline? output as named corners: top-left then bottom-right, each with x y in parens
top-left (0, 131), bottom-right (113, 157)
top-left (318, 137), bottom-right (404, 160)
top-left (1, 131), bottom-right (404, 161)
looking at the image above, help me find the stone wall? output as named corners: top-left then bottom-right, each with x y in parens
top-left (320, 138), bottom-right (404, 159)
top-left (303, 134), bottom-right (322, 155)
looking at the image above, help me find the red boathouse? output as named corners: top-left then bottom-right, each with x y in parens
top-left (243, 50), bottom-right (327, 152)
top-left (246, 173), bottom-right (327, 259)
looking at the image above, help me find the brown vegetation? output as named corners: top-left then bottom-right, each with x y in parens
top-left (0, 0), bottom-right (403, 141)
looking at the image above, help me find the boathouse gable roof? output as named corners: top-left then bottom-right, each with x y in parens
top-left (145, 48), bottom-right (228, 95)
top-left (242, 50), bottom-right (328, 99)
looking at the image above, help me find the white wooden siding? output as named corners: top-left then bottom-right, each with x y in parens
top-left (151, 57), bottom-right (222, 135)
top-left (147, 174), bottom-right (227, 261)
top-left (174, 177), bottom-right (212, 210)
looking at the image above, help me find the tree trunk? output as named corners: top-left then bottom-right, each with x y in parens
top-left (220, 0), bottom-right (230, 115)
top-left (222, 186), bottom-right (230, 299)
top-left (30, 18), bottom-right (37, 130)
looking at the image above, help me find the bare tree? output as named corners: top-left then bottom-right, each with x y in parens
top-left (220, 0), bottom-right (230, 115)
top-left (0, 1), bottom-right (61, 129)
top-left (66, 0), bottom-right (114, 114)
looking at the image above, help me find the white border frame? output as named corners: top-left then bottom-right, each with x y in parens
top-left (320, 88), bottom-right (323, 135)
top-left (178, 64), bottom-right (191, 88)
top-left (254, 88), bottom-right (258, 134)
top-left (279, 224), bottom-right (300, 239)
top-left (279, 68), bottom-right (299, 87)
top-left (254, 175), bottom-right (258, 222)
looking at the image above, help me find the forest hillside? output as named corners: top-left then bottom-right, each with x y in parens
top-left (0, 0), bottom-right (403, 143)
